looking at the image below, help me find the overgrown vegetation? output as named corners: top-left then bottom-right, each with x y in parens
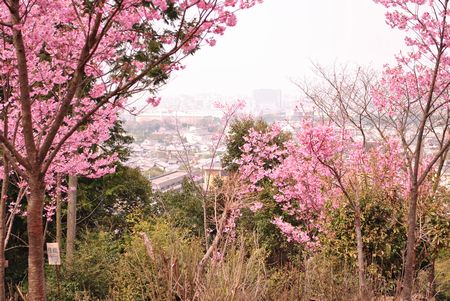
top-left (4, 113), bottom-right (449, 301)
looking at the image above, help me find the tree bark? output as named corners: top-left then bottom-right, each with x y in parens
top-left (66, 175), bottom-right (77, 264)
top-left (0, 158), bottom-right (9, 301)
top-left (402, 187), bottom-right (418, 301)
top-left (426, 259), bottom-right (436, 300)
top-left (354, 206), bottom-right (369, 301)
top-left (55, 174), bottom-right (62, 247)
top-left (196, 204), bottom-right (229, 279)
top-left (27, 174), bottom-right (46, 301)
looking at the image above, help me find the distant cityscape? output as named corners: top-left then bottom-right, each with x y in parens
top-left (122, 89), bottom-right (450, 192)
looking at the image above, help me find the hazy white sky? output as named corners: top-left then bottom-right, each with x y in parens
top-left (160, 0), bottom-right (405, 98)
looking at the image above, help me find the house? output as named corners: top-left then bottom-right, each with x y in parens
top-left (150, 171), bottom-right (203, 192)
top-left (202, 162), bottom-right (228, 191)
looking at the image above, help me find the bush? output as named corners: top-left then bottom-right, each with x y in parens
top-left (321, 195), bottom-right (406, 295)
top-left (110, 219), bottom-right (203, 301)
top-left (435, 252), bottom-right (450, 300)
top-left (46, 231), bottom-right (121, 300)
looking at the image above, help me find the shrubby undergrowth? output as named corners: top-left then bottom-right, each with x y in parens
top-left (39, 208), bottom-right (448, 301)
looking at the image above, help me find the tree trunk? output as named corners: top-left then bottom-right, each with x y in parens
top-left (0, 158), bottom-right (9, 301)
top-left (28, 174), bottom-right (46, 301)
top-left (0, 207), bottom-right (5, 301)
top-left (55, 174), bottom-right (62, 247)
top-left (66, 175), bottom-right (77, 264)
top-left (426, 259), bottom-right (436, 300)
top-left (354, 206), bottom-right (369, 301)
top-left (402, 187), bottom-right (418, 301)
top-left (196, 205), bottom-right (229, 279)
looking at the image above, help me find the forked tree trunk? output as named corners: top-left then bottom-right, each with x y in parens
top-left (66, 175), bottom-right (77, 264)
top-left (354, 206), bottom-right (369, 300)
top-left (28, 174), bottom-right (46, 301)
top-left (402, 187), bottom-right (419, 301)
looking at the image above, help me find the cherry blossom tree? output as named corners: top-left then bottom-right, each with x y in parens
top-left (0, 0), bottom-right (261, 299)
top-left (372, 1), bottom-right (450, 299)
top-left (239, 119), bottom-right (407, 300)
top-left (297, 56), bottom-right (449, 298)
top-left (294, 65), bottom-right (397, 298)
top-left (0, 114), bottom-right (119, 299)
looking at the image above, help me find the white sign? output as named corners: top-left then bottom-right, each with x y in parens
top-left (46, 243), bottom-right (61, 265)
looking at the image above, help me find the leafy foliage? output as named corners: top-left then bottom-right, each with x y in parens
top-left (322, 195), bottom-right (407, 293)
top-left (222, 117), bottom-right (270, 172)
top-left (151, 179), bottom-right (205, 237)
top-left (77, 166), bottom-right (152, 232)
top-left (46, 231), bottom-right (121, 300)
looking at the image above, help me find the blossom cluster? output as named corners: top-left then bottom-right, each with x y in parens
top-left (0, 0), bottom-right (262, 219)
top-left (238, 120), bottom-right (407, 249)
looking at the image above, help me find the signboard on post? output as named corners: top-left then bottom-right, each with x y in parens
top-left (46, 243), bottom-right (61, 265)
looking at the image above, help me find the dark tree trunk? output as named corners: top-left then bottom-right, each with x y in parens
top-left (354, 206), bottom-right (369, 300)
top-left (426, 259), bottom-right (436, 300)
top-left (0, 159), bottom-right (9, 301)
top-left (55, 174), bottom-right (62, 247)
top-left (402, 186), bottom-right (418, 301)
top-left (66, 175), bottom-right (77, 264)
top-left (27, 174), bottom-right (46, 301)
top-left (0, 206), bottom-right (5, 301)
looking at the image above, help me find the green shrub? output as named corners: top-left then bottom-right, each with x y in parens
top-left (435, 252), bottom-right (450, 300)
top-left (46, 231), bottom-right (121, 300)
